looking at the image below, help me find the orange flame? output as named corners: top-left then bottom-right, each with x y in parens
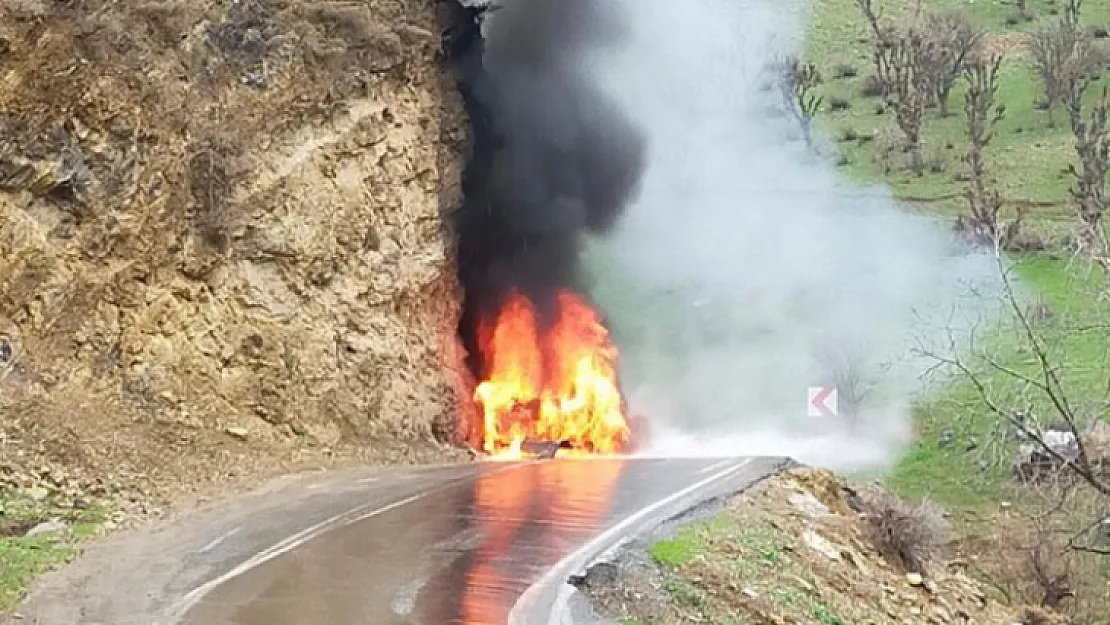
top-left (472, 289), bottom-right (631, 459)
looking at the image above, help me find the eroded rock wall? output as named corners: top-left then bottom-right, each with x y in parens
top-left (0, 0), bottom-right (471, 500)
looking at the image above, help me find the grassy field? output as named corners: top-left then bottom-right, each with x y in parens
top-left (801, 0), bottom-right (1110, 618)
top-left (0, 495), bottom-right (104, 611)
top-left (806, 0), bottom-right (1110, 242)
top-left (800, 0), bottom-right (1110, 498)
top-left (887, 257), bottom-right (1109, 507)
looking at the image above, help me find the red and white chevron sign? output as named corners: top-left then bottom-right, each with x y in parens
top-left (807, 386), bottom-right (838, 418)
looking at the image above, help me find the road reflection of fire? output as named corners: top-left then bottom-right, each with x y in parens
top-left (460, 460), bottom-right (623, 624)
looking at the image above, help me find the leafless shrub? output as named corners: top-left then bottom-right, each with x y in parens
top-left (828, 95), bottom-right (851, 111)
top-left (874, 125), bottom-right (904, 173)
top-left (773, 55), bottom-right (823, 149)
top-left (858, 488), bottom-right (950, 573)
top-left (922, 144), bottom-right (947, 173)
top-left (1006, 229), bottom-right (1049, 252)
top-left (854, 0), bottom-right (886, 42)
top-left (1029, 528), bottom-right (1077, 609)
top-left (832, 62), bottom-right (859, 79)
top-left (915, 235), bottom-right (1110, 616)
top-left (860, 73), bottom-right (886, 97)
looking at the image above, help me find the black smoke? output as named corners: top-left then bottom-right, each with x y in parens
top-left (441, 0), bottom-right (647, 377)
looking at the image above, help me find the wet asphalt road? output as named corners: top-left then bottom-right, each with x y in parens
top-left (168, 456), bottom-right (787, 625)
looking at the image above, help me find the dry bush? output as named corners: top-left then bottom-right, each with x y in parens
top-left (828, 95), bottom-right (852, 111)
top-left (1028, 528), bottom-right (1077, 609)
top-left (838, 127), bottom-right (861, 142)
top-left (832, 62), bottom-right (859, 79)
top-left (922, 143), bottom-right (947, 174)
top-left (873, 125), bottom-right (905, 173)
top-left (970, 510), bottom-right (1102, 619)
top-left (858, 488), bottom-right (950, 573)
top-left (860, 73), bottom-right (886, 97)
top-left (1006, 228), bottom-right (1049, 252)
top-left (853, 0), bottom-right (980, 142)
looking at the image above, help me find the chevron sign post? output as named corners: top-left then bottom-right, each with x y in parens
top-left (808, 386), bottom-right (838, 418)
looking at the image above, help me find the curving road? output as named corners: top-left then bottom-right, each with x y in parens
top-left (12, 456), bottom-right (789, 625)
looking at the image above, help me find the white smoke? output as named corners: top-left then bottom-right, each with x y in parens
top-left (574, 0), bottom-right (1003, 470)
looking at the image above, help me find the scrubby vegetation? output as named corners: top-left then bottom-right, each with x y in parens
top-left (856, 486), bottom-right (950, 574)
top-left (584, 470), bottom-right (1026, 625)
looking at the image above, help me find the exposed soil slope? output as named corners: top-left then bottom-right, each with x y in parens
top-left (582, 468), bottom-right (1058, 625)
top-left (1, 0), bottom-right (472, 508)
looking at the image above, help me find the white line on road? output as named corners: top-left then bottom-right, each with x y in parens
top-left (197, 527), bottom-right (242, 554)
top-left (159, 465), bottom-right (516, 624)
top-left (507, 458), bottom-right (754, 625)
top-left (696, 458), bottom-right (733, 475)
top-left (159, 494), bottom-right (423, 623)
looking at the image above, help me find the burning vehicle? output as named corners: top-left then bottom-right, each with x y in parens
top-left (446, 0), bottom-right (646, 460)
top-left (470, 289), bottom-right (632, 459)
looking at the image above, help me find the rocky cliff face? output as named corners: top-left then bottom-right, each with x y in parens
top-left (1, 0), bottom-right (471, 502)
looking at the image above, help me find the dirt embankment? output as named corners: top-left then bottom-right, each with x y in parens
top-left (1, 0), bottom-right (473, 511)
top-left (581, 468), bottom-right (1062, 625)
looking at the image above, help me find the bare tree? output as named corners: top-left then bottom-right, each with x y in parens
top-left (917, 255), bottom-right (1110, 502)
top-left (919, 244), bottom-right (1110, 616)
top-left (774, 55), bottom-right (824, 150)
top-left (916, 13), bottom-right (983, 117)
top-left (818, 341), bottom-right (880, 433)
top-left (1066, 0), bottom-right (1084, 24)
top-left (1065, 88), bottom-right (1110, 277)
top-left (854, 0), bottom-right (898, 98)
top-left (914, 263), bottom-right (1110, 615)
top-left (956, 54), bottom-right (1021, 248)
top-left (854, 3), bottom-right (973, 170)
top-left (1030, 15), bottom-right (1095, 127)
top-left (888, 33), bottom-right (929, 173)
